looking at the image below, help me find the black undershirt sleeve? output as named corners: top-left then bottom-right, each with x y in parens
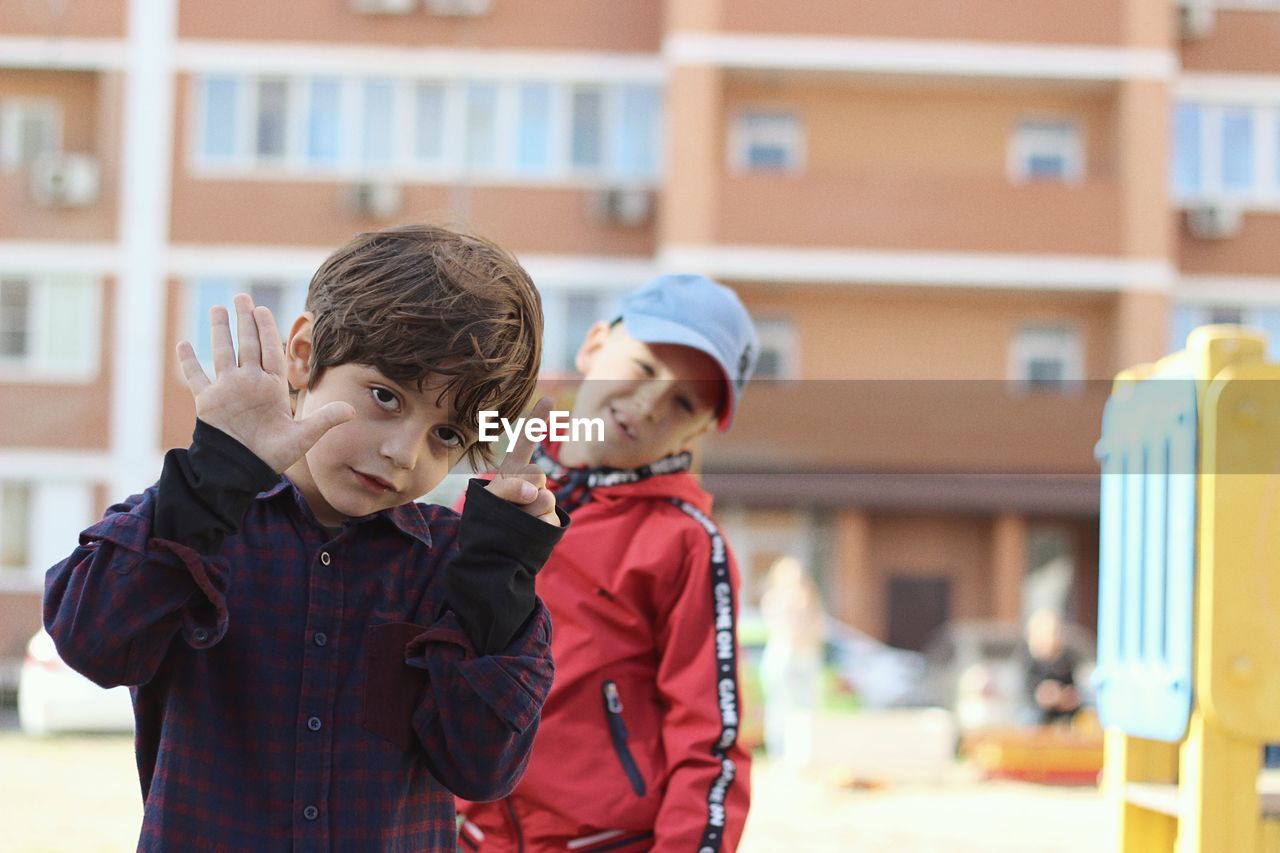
top-left (153, 419), bottom-right (280, 555)
top-left (444, 479), bottom-right (569, 655)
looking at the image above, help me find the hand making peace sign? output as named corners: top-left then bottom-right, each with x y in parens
top-left (484, 396), bottom-right (560, 527)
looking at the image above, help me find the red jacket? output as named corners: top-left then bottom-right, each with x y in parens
top-left (458, 448), bottom-right (752, 852)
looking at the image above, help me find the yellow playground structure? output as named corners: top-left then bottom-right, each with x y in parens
top-left (1096, 325), bottom-right (1280, 852)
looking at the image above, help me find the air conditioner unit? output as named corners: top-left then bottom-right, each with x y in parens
top-left (1178, 0), bottom-right (1215, 40)
top-left (1186, 204), bottom-right (1241, 240)
top-left (30, 154), bottom-right (100, 208)
top-left (588, 188), bottom-right (653, 227)
top-left (343, 182), bottom-right (402, 219)
top-left (425, 0), bottom-right (492, 16)
top-left (349, 0), bottom-right (417, 14)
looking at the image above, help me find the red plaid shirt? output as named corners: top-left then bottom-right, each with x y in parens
top-left (44, 477), bottom-right (557, 851)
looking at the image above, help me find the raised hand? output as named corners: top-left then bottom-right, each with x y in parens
top-left (176, 294), bottom-right (353, 473)
top-left (484, 396), bottom-right (560, 526)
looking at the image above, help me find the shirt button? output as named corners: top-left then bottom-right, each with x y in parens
top-left (307, 716), bottom-right (322, 732)
top-left (319, 551), bottom-right (331, 566)
top-left (303, 805), bottom-right (319, 821)
top-left (192, 628), bottom-right (210, 644)
top-left (313, 632), bottom-right (328, 647)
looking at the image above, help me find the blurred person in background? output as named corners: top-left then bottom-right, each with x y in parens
top-left (1021, 607), bottom-right (1082, 726)
top-left (760, 556), bottom-right (826, 769)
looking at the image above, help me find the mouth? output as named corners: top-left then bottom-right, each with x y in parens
top-left (353, 470), bottom-right (396, 495)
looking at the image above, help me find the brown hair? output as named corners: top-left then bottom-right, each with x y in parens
top-left (304, 224), bottom-right (542, 465)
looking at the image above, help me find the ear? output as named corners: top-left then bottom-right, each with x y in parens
top-left (573, 320), bottom-right (614, 375)
top-left (285, 312), bottom-right (316, 391)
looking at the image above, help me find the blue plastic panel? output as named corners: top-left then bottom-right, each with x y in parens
top-left (1094, 375), bottom-right (1197, 741)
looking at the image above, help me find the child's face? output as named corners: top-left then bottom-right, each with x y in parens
top-left (561, 322), bottom-right (724, 469)
top-left (284, 317), bottom-right (473, 525)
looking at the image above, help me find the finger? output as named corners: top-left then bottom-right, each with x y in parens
top-left (233, 293), bottom-right (261, 368)
top-left (498, 396), bottom-right (552, 473)
top-left (176, 341), bottom-right (211, 395)
top-left (210, 305), bottom-right (236, 376)
top-left (294, 401), bottom-right (355, 457)
top-left (523, 487), bottom-right (556, 520)
top-left (255, 305), bottom-right (286, 375)
top-left (484, 476), bottom-right (537, 505)
top-left (510, 464), bottom-right (546, 490)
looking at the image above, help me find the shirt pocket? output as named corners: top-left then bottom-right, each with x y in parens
top-left (360, 621), bottom-right (429, 750)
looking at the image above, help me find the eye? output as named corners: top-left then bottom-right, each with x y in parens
top-left (370, 386), bottom-right (400, 412)
top-left (675, 395), bottom-right (696, 415)
top-left (432, 426), bottom-right (465, 449)
top-left (631, 359), bottom-right (657, 378)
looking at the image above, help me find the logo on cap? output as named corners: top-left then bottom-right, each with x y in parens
top-left (736, 344), bottom-right (753, 391)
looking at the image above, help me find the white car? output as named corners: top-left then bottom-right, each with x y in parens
top-left (18, 628), bottom-right (134, 735)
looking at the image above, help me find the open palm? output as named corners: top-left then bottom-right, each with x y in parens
top-left (176, 294), bottom-right (352, 473)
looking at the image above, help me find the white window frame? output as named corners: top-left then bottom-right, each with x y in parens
top-left (0, 479), bottom-right (97, 592)
top-left (0, 98), bottom-right (62, 171)
top-left (752, 316), bottom-right (798, 380)
top-left (0, 275), bottom-right (101, 383)
top-left (186, 277), bottom-right (307, 374)
top-left (1007, 119), bottom-right (1084, 184)
top-left (190, 73), bottom-right (662, 188)
top-left (1174, 100), bottom-right (1280, 206)
top-left (728, 109), bottom-right (805, 175)
top-left (1008, 325), bottom-right (1083, 394)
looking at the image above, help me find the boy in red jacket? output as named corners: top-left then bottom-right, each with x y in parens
top-left (459, 273), bottom-right (758, 852)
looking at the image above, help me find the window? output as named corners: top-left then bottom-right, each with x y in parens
top-left (1222, 108), bottom-right (1255, 191)
top-left (516, 83), bottom-right (554, 175)
top-left (570, 87), bottom-right (605, 171)
top-left (613, 86), bottom-right (661, 180)
top-left (0, 482), bottom-right (31, 575)
top-left (1171, 304), bottom-right (1280, 359)
top-left (1009, 326), bottom-right (1082, 392)
top-left (254, 77), bottom-right (290, 160)
top-left (752, 317), bottom-right (797, 380)
top-left (189, 278), bottom-right (307, 371)
top-left (0, 98), bottom-right (60, 169)
top-left (413, 82), bottom-right (448, 164)
top-left (0, 276), bottom-right (99, 380)
top-left (730, 111), bottom-right (804, 173)
top-left (464, 81), bottom-right (500, 171)
top-left (194, 74), bottom-right (662, 184)
top-left (361, 79), bottom-right (397, 166)
top-left (0, 280), bottom-right (30, 357)
top-left (200, 77), bottom-right (240, 163)
top-left (306, 78), bottom-right (343, 166)
top-left (539, 287), bottom-right (622, 376)
top-left (1173, 104), bottom-right (1203, 197)
top-left (1009, 120), bottom-right (1083, 183)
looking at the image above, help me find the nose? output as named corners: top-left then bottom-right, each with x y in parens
top-left (381, 422), bottom-right (422, 470)
top-left (633, 380), bottom-right (674, 421)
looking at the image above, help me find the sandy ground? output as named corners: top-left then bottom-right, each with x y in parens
top-left (0, 729), bottom-right (1113, 852)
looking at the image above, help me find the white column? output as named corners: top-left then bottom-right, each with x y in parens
top-left (112, 0), bottom-right (177, 498)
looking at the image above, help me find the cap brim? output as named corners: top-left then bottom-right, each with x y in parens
top-left (621, 314), bottom-right (736, 431)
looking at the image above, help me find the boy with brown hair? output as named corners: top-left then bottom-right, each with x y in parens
top-left (44, 224), bottom-right (567, 850)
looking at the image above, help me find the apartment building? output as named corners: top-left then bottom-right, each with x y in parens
top-left (1, 0), bottom-right (1272, 668)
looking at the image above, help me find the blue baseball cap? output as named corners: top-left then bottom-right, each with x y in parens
top-left (615, 273), bottom-right (759, 431)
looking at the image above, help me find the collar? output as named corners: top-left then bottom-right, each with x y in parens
top-left (260, 476), bottom-right (434, 547)
top-left (533, 445), bottom-right (693, 489)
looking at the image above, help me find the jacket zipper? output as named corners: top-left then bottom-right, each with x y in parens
top-left (503, 798), bottom-right (525, 853)
top-left (601, 680), bottom-right (647, 797)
